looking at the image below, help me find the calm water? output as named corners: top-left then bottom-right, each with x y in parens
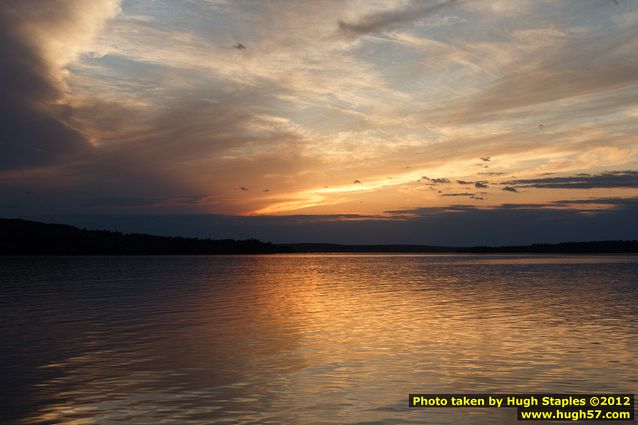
top-left (1, 255), bottom-right (637, 424)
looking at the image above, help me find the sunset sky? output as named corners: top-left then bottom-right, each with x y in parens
top-left (2, 0), bottom-right (638, 244)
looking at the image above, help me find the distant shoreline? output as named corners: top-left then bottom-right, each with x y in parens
top-left (2, 218), bottom-right (638, 255)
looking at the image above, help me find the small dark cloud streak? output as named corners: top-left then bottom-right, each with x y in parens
top-left (504, 171), bottom-right (638, 189)
top-left (338, 0), bottom-right (461, 37)
top-left (442, 192), bottom-right (474, 197)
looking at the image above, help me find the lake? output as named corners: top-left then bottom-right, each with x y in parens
top-left (1, 255), bottom-right (637, 424)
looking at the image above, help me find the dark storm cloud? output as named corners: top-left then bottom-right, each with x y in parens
top-left (0, 1), bottom-right (90, 169)
top-left (0, 96), bottom-right (309, 213)
top-left (504, 171), bottom-right (638, 189)
top-left (338, 0), bottom-right (460, 37)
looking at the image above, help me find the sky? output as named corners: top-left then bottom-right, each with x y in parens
top-left (2, 0), bottom-right (638, 245)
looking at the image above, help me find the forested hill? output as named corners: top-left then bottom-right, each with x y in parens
top-left (460, 241), bottom-right (638, 254)
top-left (0, 218), bottom-right (289, 255)
top-left (2, 218), bottom-right (637, 255)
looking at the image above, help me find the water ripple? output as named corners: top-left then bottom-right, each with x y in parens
top-left (1, 254), bottom-right (637, 424)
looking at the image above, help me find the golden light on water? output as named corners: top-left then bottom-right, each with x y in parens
top-left (13, 255), bottom-right (637, 424)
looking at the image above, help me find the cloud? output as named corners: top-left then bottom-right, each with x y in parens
top-left (554, 196), bottom-right (638, 208)
top-left (504, 171), bottom-right (638, 189)
top-left (384, 196), bottom-right (638, 217)
top-left (422, 176), bottom-right (451, 184)
top-left (502, 186), bottom-right (519, 192)
top-left (474, 181), bottom-right (488, 188)
top-left (420, 19), bottom-right (638, 125)
top-left (0, 0), bottom-right (120, 170)
top-left (337, 0), bottom-right (461, 37)
top-left (442, 192), bottom-right (475, 197)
